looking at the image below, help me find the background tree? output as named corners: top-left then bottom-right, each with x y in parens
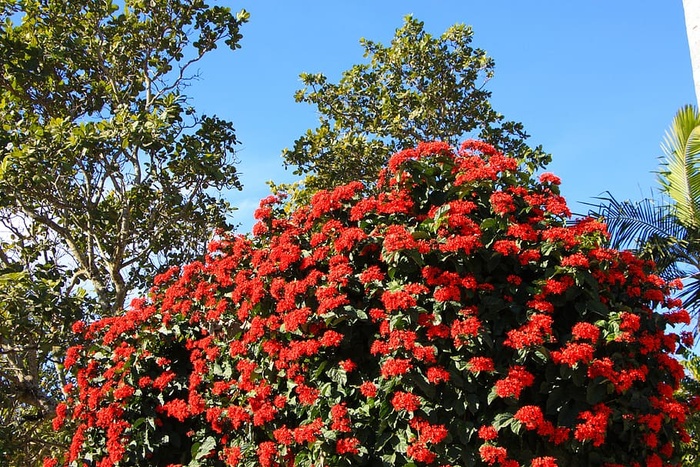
top-left (280, 16), bottom-right (550, 199)
top-left (0, 238), bottom-right (88, 465)
top-left (0, 0), bottom-right (248, 463)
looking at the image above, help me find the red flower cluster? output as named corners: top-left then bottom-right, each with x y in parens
top-left (52, 141), bottom-right (691, 466)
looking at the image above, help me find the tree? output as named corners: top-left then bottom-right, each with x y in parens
top-left (0, 240), bottom-right (89, 466)
top-left (0, 0), bottom-right (248, 462)
top-left (51, 141), bottom-right (690, 466)
top-left (593, 105), bottom-right (700, 318)
top-left (280, 16), bottom-right (549, 199)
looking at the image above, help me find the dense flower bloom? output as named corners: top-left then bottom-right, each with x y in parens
top-left (53, 141), bottom-right (690, 467)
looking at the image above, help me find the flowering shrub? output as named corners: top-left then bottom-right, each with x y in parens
top-left (51, 141), bottom-right (692, 466)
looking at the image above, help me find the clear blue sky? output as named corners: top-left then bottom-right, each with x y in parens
top-left (188, 1), bottom-right (693, 233)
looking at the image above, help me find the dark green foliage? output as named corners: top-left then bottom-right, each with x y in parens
top-left (282, 16), bottom-right (549, 198)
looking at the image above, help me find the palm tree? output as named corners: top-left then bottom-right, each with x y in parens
top-left (593, 105), bottom-right (700, 317)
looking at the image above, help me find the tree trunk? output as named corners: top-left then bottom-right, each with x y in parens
top-left (684, 0), bottom-right (700, 105)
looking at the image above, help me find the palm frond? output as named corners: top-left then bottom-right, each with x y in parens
top-left (658, 105), bottom-right (700, 229)
top-left (680, 276), bottom-right (700, 317)
top-left (588, 193), bottom-right (686, 250)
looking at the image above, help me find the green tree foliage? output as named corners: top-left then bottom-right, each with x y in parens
top-left (0, 239), bottom-right (89, 466)
top-left (52, 142), bottom-right (690, 466)
top-left (0, 0), bottom-right (248, 462)
top-left (281, 16), bottom-right (549, 198)
top-left (593, 105), bottom-right (700, 319)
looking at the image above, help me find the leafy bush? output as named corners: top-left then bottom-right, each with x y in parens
top-left (50, 141), bottom-right (692, 466)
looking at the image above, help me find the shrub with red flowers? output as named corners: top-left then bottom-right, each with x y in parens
top-left (52, 141), bottom-right (692, 466)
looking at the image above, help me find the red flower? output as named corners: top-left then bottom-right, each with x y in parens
top-left (571, 322), bottom-right (600, 342)
top-left (52, 403), bottom-right (67, 431)
top-left (494, 366), bottom-right (535, 399)
top-left (409, 417), bottom-right (448, 444)
top-left (112, 384), bottom-right (134, 400)
top-left (551, 342), bottom-right (595, 368)
top-left (493, 239), bottom-right (520, 256)
top-left (467, 356), bottom-right (495, 373)
top-left (64, 345), bottom-right (82, 370)
top-left (504, 313), bottom-right (553, 349)
top-left (391, 391), bottom-right (420, 412)
top-left (451, 316), bottom-right (481, 346)
top-left (340, 359), bottom-right (357, 373)
top-left (222, 446), bottom-right (242, 465)
top-left (256, 441), bottom-right (277, 467)
top-left (490, 191), bottom-right (516, 215)
top-left (295, 384), bottom-right (320, 405)
top-left (478, 425), bottom-right (499, 441)
top-left (514, 405), bottom-right (546, 431)
top-left (330, 403), bottom-right (352, 432)
top-left (619, 312), bottom-right (641, 332)
top-left (336, 437), bottom-right (360, 455)
top-left (360, 381), bottom-right (377, 398)
top-left (293, 418), bottom-right (323, 444)
top-left (320, 330), bottom-right (343, 347)
top-left (381, 358), bottom-right (413, 378)
top-left (665, 308), bottom-right (691, 325)
top-left (539, 172), bottom-right (561, 185)
top-left (574, 404), bottom-right (611, 447)
top-left (426, 366), bottom-right (451, 384)
top-left (273, 426), bottom-right (293, 445)
top-left (381, 289), bottom-right (417, 311)
top-left (479, 445), bottom-right (508, 465)
top-left (359, 265), bottom-right (385, 284)
top-left (384, 224), bottom-right (418, 252)
top-left (157, 398), bottom-right (189, 422)
top-left (531, 456), bottom-right (558, 467)
top-left (406, 442), bottom-right (437, 464)
top-left (561, 252), bottom-right (589, 268)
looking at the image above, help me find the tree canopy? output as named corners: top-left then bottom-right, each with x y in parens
top-left (51, 141), bottom-right (691, 466)
top-left (281, 16), bottom-right (549, 198)
top-left (0, 0), bottom-right (248, 463)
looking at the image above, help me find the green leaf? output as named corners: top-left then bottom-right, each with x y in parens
top-left (192, 436), bottom-right (217, 462)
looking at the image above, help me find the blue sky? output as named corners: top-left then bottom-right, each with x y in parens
top-left (188, 1), bottom-right (693, 232)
